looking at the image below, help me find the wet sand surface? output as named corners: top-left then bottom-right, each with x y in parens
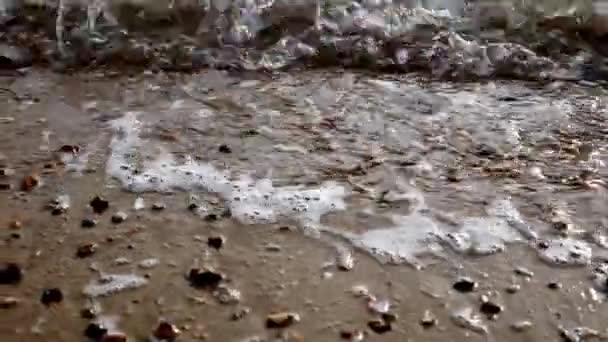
top-left (2, 68), bottom-right (608, 342)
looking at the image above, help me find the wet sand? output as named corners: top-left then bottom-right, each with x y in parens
top-left (1, 68), bottom-right (608, 342)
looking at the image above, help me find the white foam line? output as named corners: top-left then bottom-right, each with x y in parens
top-left (106, 112), bottom-right (349, 227)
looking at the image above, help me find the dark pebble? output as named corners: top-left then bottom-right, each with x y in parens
top-left (80, 307), bottom-right (97, 319)
top-left (207, 236), bottom-right (225, 250)
top-left (100, 333), bottom-right (127, 342)
top-left (90, 196), bottom-right (110, 214)
top-left (218, 144), bottom-right (232, 153)
top-left (0, 262), bottom-right (23, 284)
top-left (0, 182), bottom-right (12, 190)
top-left (381, 312), bottom-right (398, 323)
top-left (111, 212), bottom-right (127, 224)
top-left (204, 213), bottom-right (218, 221)
top-left (453, 277), bottom-right (477, 293)
top-left (81, 218), bottom-right (97, 228)
top-left (547, 282), bottom-right (562, 290)
top-left (154, 321), bottom-right (180, 341)
top-left (188, 268), bottom-right (224, 289)
top-left (85, 323), bottom-right (108, 340)
top-left (76, 243), bottom-right (97, 258)
top-left (368, 319), bottom-right (392, 334)
top-left (41, 288), bottom-right (63, 306)
top-left (480, 301), bottom-right (503, 317)
top-left (151, 202), bottom-right (166, 211)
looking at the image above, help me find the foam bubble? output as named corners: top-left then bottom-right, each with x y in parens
top-left (350, 214), bottom-right (444, 267)
top-left (106, 112), bottom-right (348, 227)
top-left (84, 274), bottom-right (148, 297)
top-left (537, 239), bottom-right (593, 267)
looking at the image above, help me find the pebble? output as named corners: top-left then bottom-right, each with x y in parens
top-left (420, 310), bottom-right (437, 328)
top-left (218, 144), bottom-right (232, 153)
top-left (336, 247), bottom-right (354, 271)
top-left (154, 321), bottom-right (181, 341)
top-left (90, 196), bottom-right (110, 214)
top-left (213, 285), bottom-right (241, 304)
top-left (77, 243), bottom-right (98, 258)
top-left (453, 277), bottom-right (477, 293)
top-left (351, 285), bottom-right (370, 298)
top-left (85, 323), bottom-right (108, 340)
top-left (40, 288), bottom-right (63, 306)
top-left (547, 282), bottom-right (562, 290)
top-left (367, 297), bottom-right (390, 314)
top-left (0, 262), bottom-right (23, 284)
top-left (340, 329), bottom-right (365, 341)
top-left (506, 284), bottom-right (521, 294)
top-left (8, 220), bottom-right (21, 229)
top-left (81, 218), bottom-right (98, 228)
top-left (111, 212), bottom-right (128, 224)
top-left (207, 236), bottom-right (225, 250)
top-left (367, 318), bottom-right (392, 334)
top-left (188, 268), bottom-right (224, 289)
top-left (451, 307), bottom-right (488, 335)
top-left (21, 174), bottom-right (40, 191)
top-left (0, 296), bottom-right (20, 309)
top-left (515, 267), bottom-right (534, 278)
top-left (138, 258), bottom-right (159, 269)
top-left (101, 333), bottom-right (127, 342)
top-left (151, 202), bottom-right (166, 211)
top-left (0, 168), bottom-right (15, 176)
top-left (266, 312), bottom-right (300, 328)
top-left (231, 306), bottom-right (251, 320)
top-left (113, 258), bottom-right (131, 266)
top-left (480, 301), bottom-right (503, 318)
top-left (0, 182), bottom-right (11, 190)
top-left (511, 320), bottom-right (533, 332)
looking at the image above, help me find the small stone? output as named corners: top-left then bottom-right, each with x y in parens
top-left (0, 182), bottom-right (12, 190)
top-left (76, 243), bottom-right (98, 258)
top-left (0, 296), bottom-right (20, 309)
top-left (81, 218), bottom-right (97, 228)
top-left (351, 285), bottom-right (370, 298)
top-left (367, 319), bottom-right (391, 334)
top-left (0, 262), bottom-right (23, 284)
top-left (453, 277), bottom-right (477, 293)
top-left (90, 196), bottom-right (110, 214)
top-left (152, 202), bottom-right (166, 211)
top-left (188, 268), bottom-right (224, 289)
top-left (511, 320), bottom-right (533, 332)
top-left (480, 301), bottom-right (503, 318)
top-left (8, 220), bottom-right (21, 230)
top-left (506, 284), bottom-right (521, 294)
top-left (340, 329), bottom-right (365, 341)
top-left (100, 333), bottom-right (127, 342)
top-left (337, 248), bottom-right (354, 271)
top-left (213, 285), bottom-right (241, 304)
top-left (80, 307), bottom-right (98, 319)
top-left (420, 310), bottom-right (437, 328)
top-left (85, 323), bottom-right (108, 340)
top-left (381, 312), bottom-right (398, 323)
top-left (154, 321), bottom-right (181, 341)
top-left (266, 312), bottom-right (300, 328)
top-left (41, 288), bottom-right (63, 306)
top-left (207, 236), bottom-right (225, 250)
top-left (111, 212), bottom-right (128, 224)
top-left (547, 282), bottom-right (562, 290)
top-left (21, 174), bottom-right (40, 191)
top-left (218, 144), bottom-right (232, 153)
top-left (57, 145), bottom-right (80, 154)
top-left (0, 168), bottom-right (15, 176)
top-left (138, 258), bottom-right (159, 269)
top-left (231, 307), bottom-right (251, 320)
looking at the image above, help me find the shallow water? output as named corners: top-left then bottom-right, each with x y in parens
top-left (2, 68), bottom-right (608, 340)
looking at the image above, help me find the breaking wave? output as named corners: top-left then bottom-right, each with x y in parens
top-left (0, 0), bottom-right (607, 80)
